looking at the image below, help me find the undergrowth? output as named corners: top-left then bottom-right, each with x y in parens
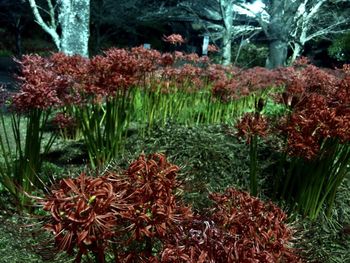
top-left (0, 123), bottom-right (349, 262)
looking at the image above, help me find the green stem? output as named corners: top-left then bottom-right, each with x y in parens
top-left (249, 135), bottom-right (258, 196)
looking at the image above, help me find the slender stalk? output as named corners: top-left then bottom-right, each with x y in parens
top-left (249, 135), bottom-right (258, 196)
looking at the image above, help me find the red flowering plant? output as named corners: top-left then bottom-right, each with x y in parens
top-left (207, 44), bottom-right (219, 53)
top-left (52, 112), bottom-right (78, 139)
top-left (37, 172), bottom-right (127, 263)
top-left (157, 188), bottom-right (301, 262)
top-left (272, 65), bottom-right (350, 219)
top-left (207, 188), bottom-right (301, 262)
top-left (37, 154), bottom-right (301, 262)
top-left (210, 66), bottom-right (287, 123)
top-left (68, 48), bottom-right (145, 168)
top-left (110, 153), bottom-right (193, 261)
top-left (37, 153), bottom-right (192, 262)
top-left (235, 99), bottom-right (268, 196)
top-left (132, 50), bottom-right (215, 134)
top-left (162, 34), bottom-right (186, 45)
top-left (0, 54), bottom-right (78, 209)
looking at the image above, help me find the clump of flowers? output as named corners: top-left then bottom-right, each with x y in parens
top-left (159, 188), bottom-right (301, 262)
top-left (207, 44), bottom-right (219, 53)
top-left (52, 112), bottom-right (78, 139)
top-left (292, 56), bottom-right (310, 68)
top-left (235, 110), bottom-right (269, 196)
top-left (162, 34), bottom-right (186, 45)
top-left (52, 112), bottom-right (76, 130)
top-left (12, 55), bottom-right (64, 112)
top-left (40, 173), bottom-right (121, 262)
top-left (37, 153), bottom-right (300, 262)
top-left (269, 64), bottom-right (350, 219)
top-left (235, 112), bottom-right (268, 144)
top-left (116, 153), bottom-right (193, 242)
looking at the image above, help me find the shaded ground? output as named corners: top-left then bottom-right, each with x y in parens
top-left (0, 57), bottom-right (17, 91)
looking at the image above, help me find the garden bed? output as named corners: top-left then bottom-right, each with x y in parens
top-left (0, 49), bottom-right (350, 262)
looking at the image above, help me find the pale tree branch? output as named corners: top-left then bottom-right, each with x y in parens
top-left (46, 0), bottom-right (57, 29)
top-left (27, 0), bottom-right (60, 49)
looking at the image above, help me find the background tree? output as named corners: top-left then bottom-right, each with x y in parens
top-left (178, 0), bottom-right (263, 65)
top-left (90, 0), bottom-right (139, 54)
top-left (0, 0), bottom-right (32, 56)
top-left (328, 31), bottom-right (350, 63)
top-left (140, 0), bottom-right (262, 65)
top-left (27, 0), bottom-right (90, 57)
top-left (239, 0), bottom-right (350, 68)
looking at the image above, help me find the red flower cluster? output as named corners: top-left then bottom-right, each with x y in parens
top-left (39, 153), bottom-right (300, 262)
top-left (292, 56), bottom-right (310, 68)
top-left (12, 47), bottom-right (215, 112)
top-left (115, 153), bottom-right (193, 242)
top-left (159, 188), bottom-right (301, 262)
top-left (42, 173), bottom-right (119, 261)
top-left (212, 67), bottom-right (286, 102)
top-left (207, 44), bottom-right (219, 53)
top-left (12, 55), bottom-right (69, 111)
top-left (235, 113), bottom-right (269, 143)
top-left (40, 154), bottom-right (192, 262)
top-left (279, 66), bottom-right (350, 159)
top-left (52, 112), bottom-right (77, 131)
top-left (162, 34), bottom-right (186, 45)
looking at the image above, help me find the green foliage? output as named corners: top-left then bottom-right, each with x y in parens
top-left (328, 32), bottom-right (350, 62)
top-left (261, 97), bottom-right (288, 117)
top-left (0, 49), bottom-right (13, 57)
top-left (75, 92), bottom-right (134, 169)
top-left (0, 211), bottom-right (72, 263)
top-left (232, 42), bottom-right (269, 68)
top-left (0, 110), bottom-right (57, 210)
top-left (123, 124), bottom-right (251, 209)
top-left (296, 176), bottom-right (350, 263)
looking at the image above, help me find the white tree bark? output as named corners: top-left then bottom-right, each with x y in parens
top-left (58, 0), bottom-right (90, 57)
top-left (220, 0), bottom-right (234, 65)
top-left (27, 0), bottom-right (90, 57)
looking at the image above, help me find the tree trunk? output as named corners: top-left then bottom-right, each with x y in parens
top-left (289, 42), bottom-right (303, 65)
top-left (15, 28), bottom-right (22, 57)
top-left (265, 40), bottom-right (288, 69)
top-left (58, 0), bottom-right (90, 57)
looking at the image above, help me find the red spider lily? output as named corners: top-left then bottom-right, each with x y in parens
top-left (342, 64), bottom-right (350, 75)
top-left (207, 44), bottom-right (219, 53)
top-left (281, 93), bottom-right (350, 159)
top-left (117, 153), bottom-right (193, 242)
top-left (208, 188), bottom-right (301, 263)
top-left (131, 46), bottom-right (161, 73)
top-left (160, 53), bottom-right (175, 67)
top-left (157, 189), bottom-right (301, 263)
top-left (84, 48), bottom-right (139, 97)
top-left (12, 53), bottom-right (89, 111)
top-left (52, 112), bottom-right (76, 130)
top-left (12, 55), bottom-right (64, 111)
top-left (174, 51), bottom-right (185, 60)
top-left (184, 53), bottom-right (200, 63)
top-left (292, 56), bottom-right (310, 68)
top-left (38, 153), bottom-right (301, 262)
top-left (278, 65), bottom-right (350, 158)
top-left (41, 173), bottom-right (124, 262)
top-left (211, 67), bottom-right (287, 102)
top-left (236, 113), bottom-right (269, 144)
top-left (162, 34), bottom-right (185, 45)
